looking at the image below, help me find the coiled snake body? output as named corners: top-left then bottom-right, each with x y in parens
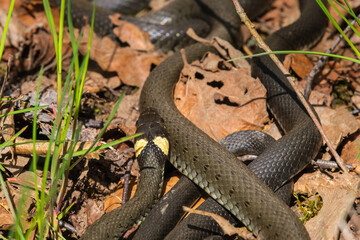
top-left (57, 0), bottom-right (328, 239)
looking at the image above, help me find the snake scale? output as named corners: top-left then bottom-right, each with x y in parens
top-left (50, 0), bottom-right (328, 239)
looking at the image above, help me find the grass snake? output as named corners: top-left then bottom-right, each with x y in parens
top-left (51, 0), bottom-right (328, 238)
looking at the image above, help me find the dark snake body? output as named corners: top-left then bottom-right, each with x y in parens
top-left (138, 1), bottom-right (326, 239)
top-left (51, 0), bottom-right (328, 238)
top-left (135, 131), bottom-right (286, 240)
top-left (79, 110), bottom-right (169, 239)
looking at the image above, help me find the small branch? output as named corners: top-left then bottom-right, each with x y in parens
top-left (0, 55), bottom-right (12, 101)
top-left (59, 220), bottom-right (78, 234)
top-left (231, 0), bottom-right (348, 173)
top-left (122, 159), bottom-right (134, 204)
top-left (313, 159), bottom-right (353, 171)
top-left (304, 12), bottom-right (360, 99)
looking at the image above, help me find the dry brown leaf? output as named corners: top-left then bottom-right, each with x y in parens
top-left (115, 91), bottom-right (141, 128)
top-left (321, 61), bottom-right (344, 83)
top-left (0, 104), bottom-right (29, 176)
top-left (78, 26), bottom-right (166, 87)
top-left (104, 174), bottom-right (182, 213)
top-left (0, 198), bottom-right (14, 230)
top-left (351, 94), bottom-right (360, 110)
top-left (0, 171), bottom-right (39, 231)
top-left (18, 1), bottom-right (61, 29)
top-left (341, 137), bottom-right (360, 166)
top-left (84, 71), bottom-right (122, 92)
top-left (0, 8), bottom-right (25, 49)
top-left (18, 26), bottom-right (72, 72)
top-left (308, 80), bottom-right (333, 106)
top-left (104, 177), bottom-right (137, 213)
top-left (149, 0), bottom-right (172, 11)
top-left (183, 206), bottom-right (256, 240)
top-left (284, 54), bottom-right (314, 79)
top-left (110, 14), bottom-right (154, 51)
top-left (84, 199), bottom-right (105, 226)
top-left (174, 51), bottom-right (268, 141)
top-left (211, 37), bottom-right (252, 71)
top-left (295, 171), bottom-right (360, 240)
top-left (259, 0), bottom-right (299, 32)
top-left (315, 107), bottom-right (359, 150)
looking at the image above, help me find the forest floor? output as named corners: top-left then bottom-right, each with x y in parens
top-left (0, 0), bottom-right (359, 239)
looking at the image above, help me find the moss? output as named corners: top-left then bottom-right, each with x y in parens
top-left (331, 80), bottom-right (354, 108)
top-left (294, 193), bottom-right (323, 222)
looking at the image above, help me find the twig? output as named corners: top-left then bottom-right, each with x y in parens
top-left (58, 220), bottom-right (78, 234)
top-left (304, 13), bottom-right (360, 99)
top-left (0, 55), bottom-right (13, 100)
top-left (231, 0), bottom-right (349, 173)
top-left (350, 109), bottom-right (360, 115)
top-left (122, 159), bottom-right (134, 204)
top-left (313, 159), bottom-right (353, 171)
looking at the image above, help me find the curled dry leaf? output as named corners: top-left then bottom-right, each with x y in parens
top-left (341, 136), bottom-right (360, 166)
top-left (77, 26), bottom-right (166, 87)
top-left (314, 107), bottom-right (359, 151)
top-left (104, 173), bottom-right (181, 213)
top-left (85, 70), bottom-right (122, 91)
top-left (104, 178), bottom-right (137, 213)
top-left (149, 0), bottom-right (172, 11)
top-left (0, 171), bottom-right (39, 231)
top-left (182, 206), bottom-right (256, 240)
top-left (110, 13), bottom-right (154, 51)
top-left (115, 91), bottom-right (141, 128)
top-left (0, 8), bottom-right (25, 49)
top-left (295, 171), bottom-right (360, 240)
top-left (258, 0), bottom-right (299, 33)
top-left (84, 199), bottom-right (105, 227)
top-left (0, 199), bottom-right (14, 230)
top-left (284, 54), bottom-right (314, 80)
top-left (308, 80), bottom-right (332, 106)
top-left (18, 26), bottom-right (71, 72)
top-left (174, 51), bottom-right (268, 141)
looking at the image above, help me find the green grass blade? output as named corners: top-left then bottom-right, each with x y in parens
top-left (31, 67), bottom-right (43, 237)
top-left (0, 105), bottom-right (47, 118)
top-left (42, 0), bottom-right (58, 57)
top-left (316, 0), bottom-right (360, 57)
top-left (0, 0), bottom-right (15, 63)
top-left (67, 0), bottom-right (81, 75)
top-left (328, 0), bottom-right (360, 38)
top-left (228, 50), bottom-right (360, 64)
top-left (0, 126), bottom-right (27, 150)
top-left (68, 133), bottom-right (142, 159)
top-left (0, 127), bottom-right (27, 240)
top-left (333, 0), bottom-right (360, 26)
top-left (69, 92), bottom-right (126, 170)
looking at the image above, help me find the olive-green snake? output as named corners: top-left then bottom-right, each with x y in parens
top-left (49, 0), bottom-right (328, 239)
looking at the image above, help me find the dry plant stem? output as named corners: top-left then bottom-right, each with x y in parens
top-left (10, 137), bottom-right (98, 156)
top-left (231, 0), bottom-right (349, 173)
top-left (0, 55), bottom-right (12, 100)
top-left (58, 220), bottom-right (78, 234)
top-left (313, 159), bottom-right (353, 170)
top-left (304, 13), bottom-right (360, 99)
top-left (122, 159), bottom-right (134, 204)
